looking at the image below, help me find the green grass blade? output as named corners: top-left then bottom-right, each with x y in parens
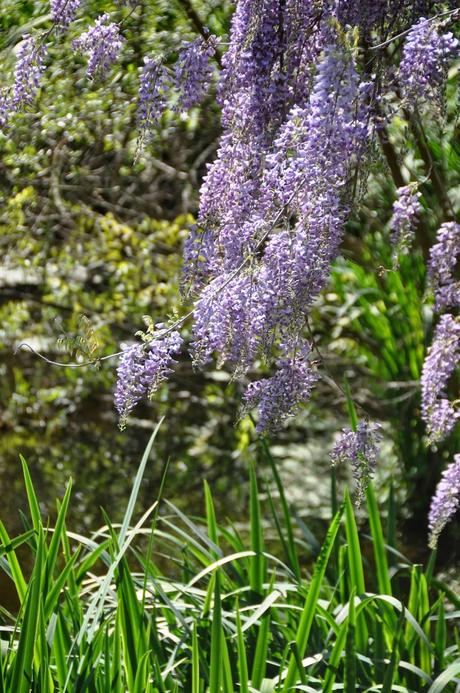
top-left (251, 610), bottom-right (271, 689)
top-left (366, 484), bottom-right (392, 596)
top-left (0, 521), bottom-right (27, 603)
top-left (236, 602), bottom-right (249, 693)
top-left (427, 662), bottom-right (460, 693)
top-left (46, 478), bottom-right (72, 589)
top-left (209, 570), bottom-right (222, 693)
top-left (282, 505), bottom-right (343, 691)
top-left (0, 529), bottom-right (35, 557)
top-left (133, 650), bottom-right (152, 693)
top-left (20, 456), bottom-right (41, 532)
top-left (344, 589), bottom-right (356, 692)
top-left (249, 462), bottom-right (265, 596)
top-left (9, 528), bottom-right (45, 693)
top-left (192, 622), bottom-right (200, 693)
top-left (259, 437), bottom-right (301, 580)
top-left (204, 480), bottom-right (219, 559)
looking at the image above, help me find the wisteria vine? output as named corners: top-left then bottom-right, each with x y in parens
top-left (3, 0), bottom-right (460, 541)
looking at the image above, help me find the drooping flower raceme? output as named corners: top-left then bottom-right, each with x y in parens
top-left (428, 454), bottom-right (460, 548)
top-left (421, 313), bottom-right (460, 444)
top-left (0, 35), bottom-right (47, 130)
top-left (399, 17), bottom-right (459, 106)
top-left (12, 35), bottom-right (47, 111)
top-left (428, 222), bottom-right (460, 312)
top-left (390, 183), bottom-right (422, 256)
top-left (331, 421), bottom-right (382, 504)
top-left (51, 0), bottom-right (80, 28)
top-left (73, 14), bottom-right (124, 80)
top-left (241, 340), bottom-right (318, 433)
top-left (137, 57), bottom-right (170, 142)
top-left (115, 328), bottom-right (183, 429)
top-left (175, 37), bottom-right (218, 111)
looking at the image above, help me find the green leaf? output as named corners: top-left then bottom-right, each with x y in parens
top-left (209, 570), bottom-right (222, 693)
top-left (282, 504), bottom-right (344, 691)
top-left (427, 662), bottom-right (460, 693)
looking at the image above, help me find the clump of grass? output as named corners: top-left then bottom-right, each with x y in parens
top-left (0, 423), bottom-right (459, 692)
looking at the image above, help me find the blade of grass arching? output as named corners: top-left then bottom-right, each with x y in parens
top-left (209, 571), bottom-right (222, 693)
top-left (0, 529), bottom-right (35, 558)
top-left (204, 480), bottom-right (219, 559)
top-left (249, 462), bottom-right (265, 596)
top-left (366, 484), bottom-right (392, 596)
top-left (0, 521), bottom-right (27, 603)
top-left (344, 490), bottom-right (367, 651)
top-left (192, 622), bottom-right (200, 693)
top-left (236, 602), bottom-right (249, 693)
top-left (45, 479), bottom-right (72, 590)
top-left (119, 419), bottom-right (163, 547)
top-left (427, 661), bottom-right (460, 693)
top-left (344, 589), bottom-right (356, 692)
top-left (75, 539), bottom-right (111, 584)
top-left (282, 505), bottom-right (343, 692)
top-left (9, 528), bottom-right (44, 693)
top-left (20, 456), bottom-right (41, 532)
top-left (259, 436), bottom-right (301, 580)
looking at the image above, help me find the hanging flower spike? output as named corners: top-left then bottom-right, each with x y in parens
top-left (390, 183), bottom-right (422, 258)
top-left (136, 56), bottom-right (169, 143)
top-left (331, 421), bottom-right (382, 505)
top-left (241, 340), bottom-right (318, 433)
top-left (73, 14), bottom-right (124, 80)
top-left (115, 328), bottom-right (183, 429)
top-left (175, 36), bottom-right (218, 111)
top-left (428, 454), bottom-right (460, 548)
top-left (11, 35), bottom-right (47, 113)
top-left (428, 222), bottom-right (460, 312)
top-left (51, 0), bottom-right (80, 29)
top-left (399, 17), bottom-right (459, 107)
top-left (421, 313), bottom-right (460, 444)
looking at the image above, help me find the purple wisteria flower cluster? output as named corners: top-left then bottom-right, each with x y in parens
top-left (241, 341), bottom-right (318, 433)
top-left (428, 454), bottom-right (460, 548)
top-left (399, 17), bottom-right (459, 107)
top-left (428, 222), bottom-right (460, 312)
top-left (115, 328), bottom-right (183, 430)
top-left (421, 313), bottom-right (460, 444)
top-left (137, 57), bottom-right (170, 143)
top-left (0, 35), bottom-right (47, 130)
top-left (51, 0), bottom-right (80, 29)
top-left (390, 183), bottom-right (422, 257)
top-left (331, 421), bottom-right (382, 504)
top-left (175, 37), bottom-right (218, 112)
top-left (73, 14), bottom-right (124, 80)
